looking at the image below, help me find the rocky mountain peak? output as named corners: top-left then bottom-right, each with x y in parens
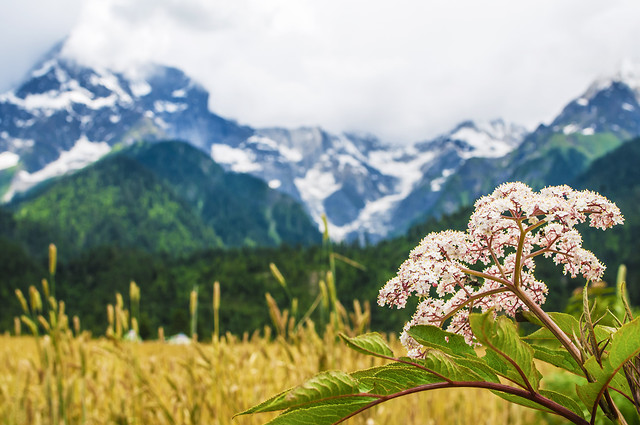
top-left (583, 60), bottom-right (640, 101)
top-left (550, 62), bottom-right (640, 139)
top-left (0, 44), bottom-right (533, 242)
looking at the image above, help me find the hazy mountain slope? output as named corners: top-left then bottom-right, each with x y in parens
top-left (121, 141), bottom-right (322, 247)
top-left (9, 154), bottom-right (222, 258)
top-left (387, 119), bottom-right (526, 233)
top-left (429, 68), bottom-right (640, 218)
top-left (6, 44), bottom-right (640, 243)
top-left (573, 137), bottom-right (640, 200)
top-left (7, 141), bottom-right (322, 256)
top-left (0, 46), bottom-right (252, 198)
top-left (570, 137), bottom-right (640, 302)
top-left (0, 45), bottom-right (528, 242)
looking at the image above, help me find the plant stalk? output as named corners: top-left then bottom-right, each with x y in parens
top-left (339, 380), bottom-right (590, 425)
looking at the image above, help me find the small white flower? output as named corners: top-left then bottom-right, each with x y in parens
top-left (379, 182), bottom-right (624, 355)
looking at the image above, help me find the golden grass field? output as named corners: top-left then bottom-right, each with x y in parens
top-left (1, 260), bottom-right (555, 425)
top-left (0, 325), bottom-right (549, 425)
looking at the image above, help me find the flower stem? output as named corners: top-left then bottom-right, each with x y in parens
top-left (339, 380), bottom-right (590, 425)
top-left (513, 286), bottom-right (584, 369)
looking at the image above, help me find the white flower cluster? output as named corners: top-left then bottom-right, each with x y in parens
top-left (379, 182), bottom-right (624, 356)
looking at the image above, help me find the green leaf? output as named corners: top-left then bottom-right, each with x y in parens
top-left (266, 397), bottom-right (378, 425)
top-left (353, 352), bottom-right (499, 394)
top-left (548, 312), bottom-right (582, 335)
top-left (576, 317), bottom-right (640, 413)
top-left (593, 324), bottom-right (616, 342)
top-left (416, 350), bottom-right (500, 383)
top-left (407, 325), bottom-right (478, 358)
top-left (539, 389), bottom-right (586, 420)
top-left (418, 350), bottom-right (486, 382)
top-left (238, 371), bottom-right (361, 415)
top-left (530, 343), bottom-right (583, 375)
top-left (524, 327), bottom-right (558, 342)
top-left (352, 363), bottom-right (446, 395)
top-left (352, 352), bottom-right (495, 391)
top-left (242, 357), bottom-right (466, 423)
top-left (242, 348), bottom-right (502, 422)
top-left (524, 312), bottom-right (581, 344)
top-left (456, 358), bottom-right (501, 383)
top-left (608, 368), bottom-right (633, 400)
top-left (340, 332), bottom-right (394, 358)
top-left (491, 390), bottom-right (554, 414)
top-left (470, 311), bottom-right (541, 391)
top-left (491, 389), bottom-right (586, 420)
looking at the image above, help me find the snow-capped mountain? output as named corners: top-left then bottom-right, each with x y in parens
top-left (427, 62), bottom-right (640, 221)
top-left (549, 62), bottom-right (640, 139)
top-left (208, 120), bottom-right (528, 241)
top-left (0, 45), bottom-right (530, 242)
top-left (211, 127), bottom-right (401, 240)
top-left (0, 44), bottom-right (251, 200)
top-left (383, 119), bottom-right (527, 235)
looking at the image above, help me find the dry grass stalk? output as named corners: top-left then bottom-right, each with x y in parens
top-left (0, 328), bottom-right (548, 424)
top-left (2, 245), bottom-right (549, 425)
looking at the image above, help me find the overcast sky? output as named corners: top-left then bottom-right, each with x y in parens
top-left (1, 0), bottom-right (640, 143)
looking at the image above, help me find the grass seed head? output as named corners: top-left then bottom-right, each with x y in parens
top-left (28, 286), bottom-right (42, 313)
top-left (48, 243), bottom-right (57, 276)
top-left (15, 289), bottom-right (28, 314)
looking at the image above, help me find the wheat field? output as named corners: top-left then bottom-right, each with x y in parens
top-left (0, 324), bottom-right (549, 425)
top-left (1, 263), bottom-right (552, 425)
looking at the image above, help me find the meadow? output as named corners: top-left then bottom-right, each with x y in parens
top-left (0, 328), bottom-right (545, 425)
top-left (0, 262), bottom-right (551, 425)
top-left (1, 215), bottom-right (618, 425)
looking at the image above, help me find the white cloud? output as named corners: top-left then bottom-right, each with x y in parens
top-left (3, 0), bottom-right (640, 142)
top-left (0, 0), bottom-right (83, 91)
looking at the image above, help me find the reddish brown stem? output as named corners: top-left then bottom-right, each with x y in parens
top-left (336, 380), bottom-right (589, 425)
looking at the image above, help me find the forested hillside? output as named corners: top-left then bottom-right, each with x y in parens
top-left (1, 139), bottom-right (639, 339)
top-left (4, 141), bottom-right (321, 260)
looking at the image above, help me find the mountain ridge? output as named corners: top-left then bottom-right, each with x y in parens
top-left (2, 43), bottom-right (640, 243)
top-left (6, 140), bottom-right (321, 258)
top-left (0, 44), bottom-right (531, 242)
top-left (425, 65), bottom-right (640, 219)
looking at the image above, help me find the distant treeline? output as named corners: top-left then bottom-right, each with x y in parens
top-left (2, 199), bottom-right (638, 340)
top-left (3, 140), bottom-right (640, 338)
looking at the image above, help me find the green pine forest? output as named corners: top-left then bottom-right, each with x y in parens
top-left (1, 138), bottom-right (639, 339)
